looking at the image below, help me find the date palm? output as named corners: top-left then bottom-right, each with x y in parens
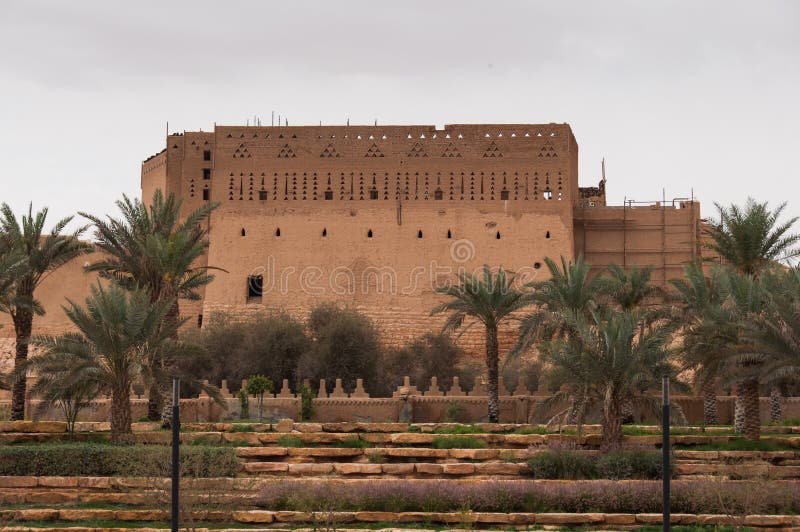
top-left (0, 203), bottom-right (91, 420)
top-left (540, 308), bottom-right (677, 450)
top-left (81, 190), bottom-right (219, 425)
top-left (704, 198), bottom-right (799, 437)
top-left (704, 198), bottom-right (799, 276)
top-left (24, 283), bottom-right (194, 442)
top-left (432, 266), bottom-right (526, 422)
top-left (669, 262), bottom-right (727, 425)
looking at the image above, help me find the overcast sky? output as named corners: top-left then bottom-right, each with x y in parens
top-left (1, 1), bottom-right (798, 227)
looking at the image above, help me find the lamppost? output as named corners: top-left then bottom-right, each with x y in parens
top-left (662, 375), bottom-right (670, 532)
top-left (171, 378), bottom-right (180, 532)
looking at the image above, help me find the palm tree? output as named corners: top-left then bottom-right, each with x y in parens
top-left (704, 198), bottom-right (799, 437)
top-left (81, 190), bottom-right (219, 424)
top-left (513, 256), bottom-right (605, 427)
top-left (24, 283), bottom-right (188, 442)
top-left (0, 204), bottom-right (91, 420)
top-left (540, 309), bottom-right (677, 450)
top-left (704, 198), bottom-right (799, 275)
top-left (669, 262), bottom-right (727, 425)
top-left (432, 266), bottom-right (526, 422)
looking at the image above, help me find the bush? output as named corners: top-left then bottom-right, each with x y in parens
top-left (527, 448), bottom-right (596, 479)
top-left (380, 333), bottom-right (470, 395)
top-left (0, 443), bottom-right (239, 477)
top-left (501, 357), bottom-right (542, 393)
top-left (443, 401), bottom-right (466, 423)
top-left (256, 479), bottom-right (800, 514)
top-left (336, 436), bottom-right (370, 448)
top-left (298, 303), bottom-right (381, 395)
top-left (431, 435), bottom-right (487, 449)
top-left (300, 384), bottom-right (315, 421)
top-left (277, 436), bottom-right (304, 447)
top-left (527, 448), bottom-right (665, 480)
top-left (181, 312), bottom-right (310, 393)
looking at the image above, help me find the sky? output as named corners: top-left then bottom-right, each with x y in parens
top-left (1, 1), bottom-right (798, 227)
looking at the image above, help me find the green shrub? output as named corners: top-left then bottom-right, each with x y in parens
top-left (300, 385), bottom-right (315, 421)
top-left (277, 435), bottom-right (304, 447)
top-left (228, 423), bottom-right (255, 432)
top-left (0, 443), bottom-right (239, 477)
top-left (596, 450), bottom-right (662, 480)
top-left (336, 436), bottom-right (369, 448)
top-left (526, 449), bottom-right (596, 479)
top-left (431, 435), bottom-right (487, 449)
top-left (443, 401), bottom-right (466, 423)
top-left (527, 448), bottom-right (665, 480)
top-left (433, 424), bottom-right (485, 434)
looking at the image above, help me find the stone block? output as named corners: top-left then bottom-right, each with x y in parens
top-left (287, 463), bottom-right (334, 475)
top-left (242, 462), bottom-right (289, 473)
top-left (415, 463), bottom-right (443, 475)
top-left (448, 449), bottom-right (499, 460)
top-left (0, 476), bottom-right (37, 488)
top-left (237, 447), bottom-right (289, 457)
top-left (114, 510), bottom-right (166, 521)
top-left (275, 418), bottom-right (294, 432)
top-left (442, 463), bottom-right (475, 475)
top-left (355, 511), bottom-right (398, 522)
top-left (383, 447), bottom-right (448, 458)
top-left (535, 513), bottom-right (604, 525)
top-left (58, 509), bottom-right (116, 521)
top-left (274, 511), bottom-right (313, 522)
top-left (504, 434), bottom-right (545, 446)
top-left (233, 510), bottom-right (275, 523)
top-left (334, 463), bottom-right (383, 475)
top-left (381, 463), bottom-right (415, 475)
top-left (294, 423), bottom-right (323, 432)
top-left (390, 433), bottom-right (434, 444)
top-left (603, 513), bottom-right (637, 525)
top-left (77, 477), bottom-right (111, 488)
top-left (223, 432), bottom-right (262, 445)
top-left (288, 447), bottom-right (363, 458)
top-left (474, 462), bottom-right (525, 475)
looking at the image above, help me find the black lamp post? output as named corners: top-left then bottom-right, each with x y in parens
top-left (662, 375), bottom-right (670, 532)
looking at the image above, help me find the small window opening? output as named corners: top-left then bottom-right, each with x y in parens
top-left (447, 229), bottom-right (452, 239)
top-left (247, 275), bottom-right (263, 302)
top-left (324, 190), bottom-right (333, 200)
top-left (259, 190), bottom-right (267, 200)
top-left (202, 189), bottom-right (210, 201)
top-left (543, 189), bottom-right (553, 200)
top-left (241, 228), bottom-right (246, 237)
top-left (496, 231), bottom-right (501, 240)
top-left (275, 228), bottom-right (281, 237)
top-left (369, 189), bottom-right (378, 200)
top-left (203, 168), bottom-right (211, 180)
top-left (367, 229), bottom-right (373, 238)
top-left (197, 314), bottom-right (203, 328)
top-left (417, 230), bottom-right (423, 238)
top-left (500, 190), bottom-right (509, 200)
top-left (545, 231), bottom-right (550, 239)
top-left (434, 189), bottom-right (443, 200)
top-left (203, 150), bottom-right (211, 161)
top-left (322, 228), bottom-right (327, 237)
top-left (534, 262), bottom-right (542, 269)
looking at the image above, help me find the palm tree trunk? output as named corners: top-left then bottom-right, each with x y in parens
top-left (10, 309), bottom-right (33, 421)
top-left (159, 300), bottom-right (181, 428)
top-left (702, 381), bottom-right (718, 426)
top-left (602, 395), bottom-right (623, 451)
top-left (734, 384), bottom-right (745, 434)
top-left (741, 378), bottom-right (761, 441)
top-left (485, 324), bottom-right (500, 423)
top-left (147, 383), bottom-right (162, 421)
top-left (770, 385), bottom-right (782, 423)
top-left (110, 382), bottom-right (132, 443)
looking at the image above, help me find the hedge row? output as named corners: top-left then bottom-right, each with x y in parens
top-left (0, 444), bottom-right (240, 477)
top-left (257, 479), bottom-right (800, 515)
top-left (527, 448), bottom-right (666, 479)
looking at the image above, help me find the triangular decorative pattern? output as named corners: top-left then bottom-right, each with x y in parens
top-left (441, 142), bottom-right (462, 158)
top-left (483, 141), bottom-right (503, 158)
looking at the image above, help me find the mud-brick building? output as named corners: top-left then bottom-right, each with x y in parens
top-left (0, 122), bottom-right (703, 363)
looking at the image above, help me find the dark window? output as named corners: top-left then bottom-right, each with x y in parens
top-left (202, 189), bottom-right (210, 201)
top-left (500, 190), bottom-right (509, 200)
top-left (241, 228), bottom-right (246, 237)
top-left (447, 229), bottom-right (452, 239)
top-left (543, 189), bottom-right (553, 200)
top-left (322, 228), bottom-right (327, 237)
top-left (203, 150), bottom-right (212, 161)
top-left (496, 231), bottom-right (501, 240)
top-left (545, 231), bottom-right (550, 239)
top-left (417, 230), bottom-right (423, 238)
top-left (203, 168), bottom-right (211, 180)
top-left (534, 262), bottom-right (542, 269)
top-left (434, 189), bottom-right (443, 200)
top-left (324, 190), bottom-right (333, 200)
top-left (275, 228), bottom-right (281, 237)
top-left (247, 275), bottom-right (263, 302)
top-left (197, 314), bottom-right (203, 328)
top-left (369, 189), bottom-right (378, 200)
top-left (259, 190), bottom-right (267, 200)
top-left (367, 229), bottom-right (373, 238)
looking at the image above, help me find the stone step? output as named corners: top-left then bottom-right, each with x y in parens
top-left (240, 461), bottom-right (528, 477)
top-left (0, 507), bottom-right (798, 529)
